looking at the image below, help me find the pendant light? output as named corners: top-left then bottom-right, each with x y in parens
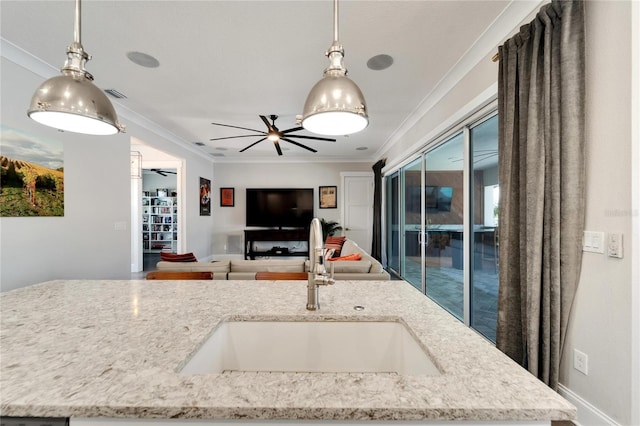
top-left (301, 0), bottom-right (368, 136)
top-left (27, 0), bottom-right (124, 135)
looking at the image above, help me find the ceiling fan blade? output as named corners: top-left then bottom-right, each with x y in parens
top-left (211, 121), bottom-right (264, 133)
top-left (286, 134), bottom-right (336, 142)
top-left (274, 141), bottom-right (283, 156)
top-left (239, 137), bottom-right (267, 153)
top-left (259, 115), bottom-right (274, 132)
top-left (209, 134), bottom-right (265, 141)
top-left (150, 168), bottom-right (177, 176)
top-left (281, 126), bottom-right (304, 134)
top-left (281, 137), bottom-right (317, 153)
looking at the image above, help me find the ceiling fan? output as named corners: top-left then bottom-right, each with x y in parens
top-left (210, 115), bottom-right (336, 156)
top-left (148, 169), bottom-right (177, 177)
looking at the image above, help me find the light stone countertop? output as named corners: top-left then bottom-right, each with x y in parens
top-left (0, 279), bottom-right (575, 422)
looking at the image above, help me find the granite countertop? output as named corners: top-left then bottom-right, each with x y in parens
top-left (0, 279), bottom-right (575, 422)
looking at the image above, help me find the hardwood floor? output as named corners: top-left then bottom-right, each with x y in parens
top-left (130, 253), bottom-right (160, 279)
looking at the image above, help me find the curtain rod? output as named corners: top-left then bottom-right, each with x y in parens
top-left (492, 52), bottom-right (499, 62)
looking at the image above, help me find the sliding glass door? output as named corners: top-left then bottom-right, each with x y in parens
top-left (424, 133), bottom-right (464, 319)
top-left (383, 110), bottom-right (499, 342)
top-left (401, 158), bottom-right (423, 291)
top-left (385, 172), bottom-right (400, 276)
top-left (469, 114), bottom-right (499, 341)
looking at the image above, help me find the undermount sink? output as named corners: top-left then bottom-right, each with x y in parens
top-left (180, 320), bottom-right (441, 376)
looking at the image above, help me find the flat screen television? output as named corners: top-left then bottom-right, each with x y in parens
top-left (425, 186), bottom-right (453, 212)
top-left (407, 186), bottom-right (453, 213)
top-left (246, 188), bottom-right (314, 228)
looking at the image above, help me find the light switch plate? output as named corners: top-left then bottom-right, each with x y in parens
top-left (607, 233), bottom-right (623, 258)
top-left (583, 231), bottom-right (604, 253)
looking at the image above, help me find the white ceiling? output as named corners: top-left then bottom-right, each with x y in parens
top-left (2, 1), bottom-right (525, 163)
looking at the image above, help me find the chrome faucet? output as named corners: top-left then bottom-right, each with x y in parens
top-left (307, 217), bottom-right (335, 310)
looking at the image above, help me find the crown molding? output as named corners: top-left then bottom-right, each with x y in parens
top-left (375, 0), bottom-right (544, 161)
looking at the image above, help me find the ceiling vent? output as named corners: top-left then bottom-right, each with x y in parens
top-left (104, 89), bottom-right (127, 99)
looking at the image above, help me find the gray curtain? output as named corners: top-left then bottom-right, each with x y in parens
top-left (496, 0), bottom-right (585, 390)
top-left (371, 159), bottom-right (386, 261)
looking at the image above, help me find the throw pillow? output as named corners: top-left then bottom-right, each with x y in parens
top-left (160, 252), bottom-right (198, 262)
top-left (324, 236), bottom-right (346, 257)
top-left (324, 248), bottom-right (335, 261)
top-left (327, 253), bottom-right (362, 262)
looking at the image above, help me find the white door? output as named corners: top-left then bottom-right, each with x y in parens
top-left (341, 172), bottom-right (374, 253)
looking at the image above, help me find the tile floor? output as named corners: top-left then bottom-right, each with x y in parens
top-left (402, 257), bottom-right (499, 342)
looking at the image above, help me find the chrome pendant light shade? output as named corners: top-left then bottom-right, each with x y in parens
top-left (27, 0), bottom-right (123, 135)
top-left (28, 71), bottom-right (122, 136)
top-left (301, 0), bottom-right (368, 136)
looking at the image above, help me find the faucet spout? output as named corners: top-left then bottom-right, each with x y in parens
top-left (306, 217), bottom-right (335, 310)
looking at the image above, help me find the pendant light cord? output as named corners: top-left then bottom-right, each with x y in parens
top-left (74, 0), bottom-right (81, 45)
top-left (333, 0), bottom-right (339, 43)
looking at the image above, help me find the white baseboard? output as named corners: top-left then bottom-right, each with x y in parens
top-left (558, 383), bottom-right (620, 426)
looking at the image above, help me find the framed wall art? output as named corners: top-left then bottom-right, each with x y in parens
top-left (319, 185), bottom-right (337, 209)
top-left (199, 177), bottom-right (211, 216)
top-left (220, 187), bottom-right (234, 207)
top-left (0, 126), bottom-right (64, 217)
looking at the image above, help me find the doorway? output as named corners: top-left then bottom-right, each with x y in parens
top-left (341, 172), bottom-right (374, 253)
top-left (130, 140), bottom-right (185, 273)
top-left (142, 168), bottom-right (178, 271)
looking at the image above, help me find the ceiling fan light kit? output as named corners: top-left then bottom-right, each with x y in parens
top-left (301, 0), bottom-right (368, 136)
top-left (210, 115), bottom-right (335, 156)
top-left (27, 0), bottom-right (124, 136)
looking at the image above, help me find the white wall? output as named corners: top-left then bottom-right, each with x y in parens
top-left (378, 1), bottom-right (637, 424)
top-left (0, 53), bottom-right (215, 291)
top-left (0, 58), bottom-right (131, 291)
top-left (558, 2), bottom-right (635, 425)
top-left (211, 161), bottom-right (371, 257)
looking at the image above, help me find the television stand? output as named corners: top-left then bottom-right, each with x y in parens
top-left (244, 229), bottom-right (309, 260)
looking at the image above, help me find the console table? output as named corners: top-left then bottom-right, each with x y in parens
top-left (244, 229), bottom-right (309, 259)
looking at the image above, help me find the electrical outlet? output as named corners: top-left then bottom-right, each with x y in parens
top-left (574, 349), bottom-right (588, 375)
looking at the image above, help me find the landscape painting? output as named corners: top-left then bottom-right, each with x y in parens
top-left (0, 126), bottom-right (64, 217)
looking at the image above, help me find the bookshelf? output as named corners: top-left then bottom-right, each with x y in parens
top-left (142, 190), bottom-right (177, 253)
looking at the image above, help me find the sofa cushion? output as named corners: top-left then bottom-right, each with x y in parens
top-left (228, 272), bottom-right (259, 280)
top-left (230, 259), bottom-right (305, 273)
top-left (340, 240), bottom-right (360, 256)
top-left (160, 252), bottom-right (198, 262)
top-left (156, 260), bottom-right (230, 273)
top-left (328, 260), bottom-right (372, 273)
top-left (340, 240), bottom-right (384, 274)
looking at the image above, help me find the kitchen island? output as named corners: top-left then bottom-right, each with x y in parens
top-left (0, 279), bottom-right (575, 424)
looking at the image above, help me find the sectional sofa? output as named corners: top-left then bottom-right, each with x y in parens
top-left (155, 239), bottom-right (390, 280)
